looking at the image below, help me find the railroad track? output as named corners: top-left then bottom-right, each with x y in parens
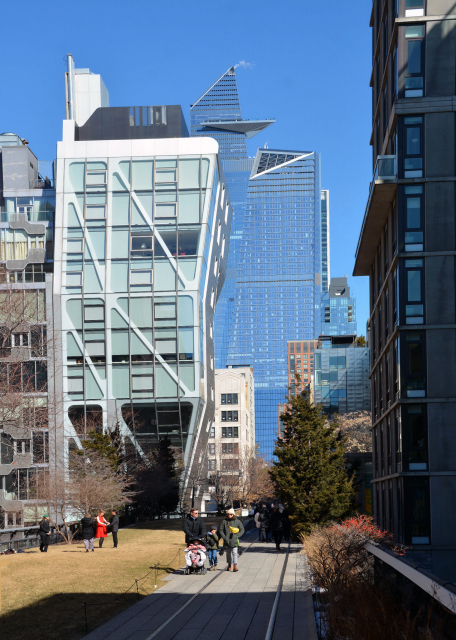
top-left (142, 537), bottom-right (291, 640)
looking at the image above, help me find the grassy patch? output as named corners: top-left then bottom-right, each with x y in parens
top-left (0, 521), bottom-right (207, 640)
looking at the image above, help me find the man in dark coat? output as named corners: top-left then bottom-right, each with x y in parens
top-left (270, 505), bottom-right (284, 551)
top-left (111, 511), bottom-right (120, 548)
top-left (182, 508), bottom-right (206, 544)
top-left (38, 515), bottom-right (51, 552)
top-left (81, 513), bottom-right (95, 552)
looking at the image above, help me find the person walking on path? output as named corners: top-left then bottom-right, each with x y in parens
top-left (270, 505), bottom-right (284, 551)
top-left (38, 515), bottom-right (51, 552)
top-left (182, 507), bottom-right (206, 544)
top-left (95, 510), bottom-right (109, 548)
top-left (282, 505), bottom-right (291, 541)
top-left (110, 511), bottom-right (119, 548)
top-left (220, 508), bottom-right (245, 572)
top-left (257, 505), bottom-right (270, 542)
top-left (204, 525), bottom-right (221, 570)
top-left (81, 513), bottom-right (95, 552)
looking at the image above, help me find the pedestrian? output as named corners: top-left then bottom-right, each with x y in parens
top-left (270, 505), bottom-right (284, 551)
top-left (204, 525), bottom-right (221, 570)
top-left (258, 504), bottom-right (269, 542)
top-left (110, 510), bottom-right (119, 548)
top-left (282, 504), bottom-right (291, 541)
top-left (182, 507), bottom-right (206, 544)
top-left (254, 503), bottom-right (263, 538)
top-left (38, 515), bottom-right (51, 552)
top-left (81, 513), bottom-right (95, 552)
top-left (95, 510), bottom-right (109, 548)
top-left (220, 508), bottom-right (245, 572)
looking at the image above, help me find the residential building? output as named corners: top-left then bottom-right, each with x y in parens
top-left (354, 1), bottom-right (456, 578)
top-left (313, 335), bottom-right (370, 416)
top-left (190, 67), bottom-right (274, 369)
top-left (321, 190), bottom-right (330, 293)
top-left (0, 133), bottom-right (55, 540)
top-left (227, 149), bottom-right (322, 459)
top-left (321, 276), bottom-right (357, 336)
top-left (54, 57), bottom-right (232, 506)
top-left (205, 366), bottom-right (255, 510)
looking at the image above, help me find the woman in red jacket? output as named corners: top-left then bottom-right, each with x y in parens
top-left (95, 510), bottom-right (109, 548)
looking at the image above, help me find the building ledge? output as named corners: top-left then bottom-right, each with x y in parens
top-left (6, 248), bottom-right (46, 270)
top-left (8, 213), bottom-right (46, 236)
top-left (0, 452), bottom-right (33, 476)
top-left (354, 156), bottom-right (397, 277)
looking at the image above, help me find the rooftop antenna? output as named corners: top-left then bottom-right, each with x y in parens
top-left (66, 53), bottom-right (75, 120)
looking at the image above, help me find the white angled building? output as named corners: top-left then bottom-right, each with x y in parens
top-left (53, 57), bottom-right (232, 504)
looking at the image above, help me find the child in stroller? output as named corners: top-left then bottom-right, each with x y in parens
top-left (184, 536), bottom-right (207, 575)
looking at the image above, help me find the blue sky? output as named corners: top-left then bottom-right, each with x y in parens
top-left (1, 0), bottom-right (372, 332)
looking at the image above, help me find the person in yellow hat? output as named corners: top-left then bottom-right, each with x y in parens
top-left (220, 508), bottom-right (245, 572)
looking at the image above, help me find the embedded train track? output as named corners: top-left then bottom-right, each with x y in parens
top-left (142, 536), bottom-right (291, 640)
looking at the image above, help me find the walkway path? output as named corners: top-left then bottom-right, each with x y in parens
top-left (82, 537), bottom-right (318, 640)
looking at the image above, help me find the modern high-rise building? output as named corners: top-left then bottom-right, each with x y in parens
top-left (190, 67), bottom-right (274, 369)
top-left (0, 133), bottom-right (55, 542)
top-left (354, 1), bottom-right (456, 578)
top-left (321, 276), bottom-right (357, 336)
top-left (313, 335), bottom-right (370, 416)
top-left (53, 57), bottom-right (232, 504)
top-left (321, 190), bottom-right (330, 293)
top-left (227, 149), bottom-right (322, 459)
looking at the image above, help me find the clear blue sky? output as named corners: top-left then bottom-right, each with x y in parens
top-left (1, 0), bottom-right (372, 332)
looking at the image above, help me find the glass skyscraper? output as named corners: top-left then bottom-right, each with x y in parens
top-left (190, 67), bottom-right (274, 369)
top-left (321, 276), bottom-right (357, 336)
top-left (227, 149), bottom-right (322, 459)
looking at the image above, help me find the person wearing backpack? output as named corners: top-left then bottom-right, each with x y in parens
top-left (220, 509), bottom-right (245, 572)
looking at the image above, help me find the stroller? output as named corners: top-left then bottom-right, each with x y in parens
top-left (184, 537), bottom-right (207, 575)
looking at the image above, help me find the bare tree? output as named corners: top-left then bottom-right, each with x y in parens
top-left (32, 449), bottom-right (136, 543)
top-left (332, 411), bottom-right (372, 453)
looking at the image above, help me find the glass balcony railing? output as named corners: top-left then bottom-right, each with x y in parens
top-left (373, 155), bottom-right (397, 182)
top-left (0, 210), bottom-right (54, 223)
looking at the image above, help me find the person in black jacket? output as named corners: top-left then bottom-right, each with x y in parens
top-left (39, 515), bottom-right (51, 552)
top-left (182, 508), bottom-right (206, 544)
top-left (270, 505), bottom-right (284, 551)
top-left (110, 511), bottom-right (119, 548)
top-left (81, 513), bottom-right (95, 552)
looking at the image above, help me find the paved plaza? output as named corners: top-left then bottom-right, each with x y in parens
top-left (82, 537), bottom-right (318, 640)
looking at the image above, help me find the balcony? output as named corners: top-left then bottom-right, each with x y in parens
top-left (353, 155), bottom-right (397, 277)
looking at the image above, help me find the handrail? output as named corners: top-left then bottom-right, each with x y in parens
top-left (364, 541), bottom-right (456, 613)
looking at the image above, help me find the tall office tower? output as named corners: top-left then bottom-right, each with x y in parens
top-left (321, 276), bottom-right (357, 336)
top-left (54, 58), bottom-right (232, 505)
top-left (227, 149), bottom-right (322, 459)
top-left (190, 67), bottom-right (274, 369)
top-left (354, 1), bottom-right (456, 578)
top-left (0, 134), bottom-right (55, 540)
top-left (321, 190), bottom-right (330, 293)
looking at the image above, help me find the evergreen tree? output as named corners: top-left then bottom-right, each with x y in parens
top-left (271, 391), bottom-right (355, 535)
top-left (80, 428), bottom-right (121, 469)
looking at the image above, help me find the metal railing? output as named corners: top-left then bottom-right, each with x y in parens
top-left (355, 155), bottom-right (397, 261)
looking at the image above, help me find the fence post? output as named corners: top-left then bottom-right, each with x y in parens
top-left (83, 603), bottom-right (88, 634)
top-left (155, 564), bottom-right (158, 589)
top-left (135, 579), bottom-right (139, 600)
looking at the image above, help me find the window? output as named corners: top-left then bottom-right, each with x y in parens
top-left (222, 427), bottom-right (239, 438)
top-left (84, 305), bottom-right (104, 323)
top-left (404, 258), bottom-right (424, 324)
top-left (208, 443), bottom-right (215, 455)
top-left (410, 477), bottom-right (430, 544)
top-left (403, 117), bottom-right (423, 178)
top-left (406, 405), bottom-right (427, 470)
top-left (68, 377), bottom-right (83, 394)
top-left (85, 195), bottom-right (106, 219)
top-left (221, 458), bottom-right (239, 471)
top-left (222, 443), bottom-right (239, 454)
top-left (210, 426), bottom-right (215, 438)
top-left (221, 393), bottom-right (238, 405)
top-left (131, 235), bottom-right (153, 258)
top-left (208, 459), bottom-right (216, 471)
top-left (405, 332), bottom-right (425, 397)
top-left (405, 0), bottom-right (425, 18)
top-left (12, 332), bottom-right (29, 348)
top-left (404, 185), bottom-right (423, 251)
top-left (131, 373), bottom-right (153, 392)
top-left (221, 411), bottom-right (239, 422)
top-left (404, 25), bottom-right (424, 98)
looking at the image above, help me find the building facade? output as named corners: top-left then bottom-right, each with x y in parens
top-left (321, 190), bottom-right (330, 293)
top-left (190, 67), bottom-right (274, 369)
top-left (54, 60), bottom-right (232, 504)
top-left (205, 366), bottom-right (255, 510)
top-left (227, 149), bottom-right (322, 459)
top-left (313, 335), bottom-right (370, 416)
top-left (354, 0), bottom-right (456, 578)
top-left (0, 133), bottom-right (55, 542)
top-left (321, 276), bottom-right (357, 336)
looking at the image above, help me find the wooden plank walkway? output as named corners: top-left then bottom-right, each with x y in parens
top-left (82, 537), bottom-right (318, 640)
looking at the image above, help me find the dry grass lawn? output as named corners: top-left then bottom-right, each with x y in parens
top-left (0, 519), bottom-right (223, 640)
